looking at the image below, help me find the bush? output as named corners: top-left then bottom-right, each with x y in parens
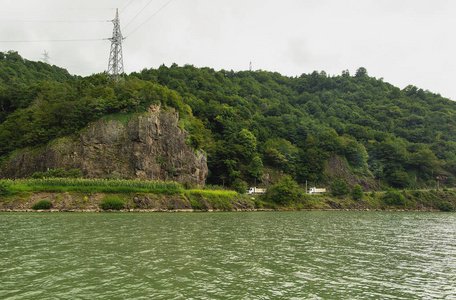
top-left (32, 200), bottom-right (52, 210)
top-left (384, 190), bottom-right (405, 206)
top-left (100, 196), bottom-right (125, 210)
top-left (352, 184), bottom-right (363, 201)
top-left (330, 179), bottom-right (350, 197)
top-left (389, 170), bottom-right (410, 189)
top-left (231, 178), bottom-right (248, 194)
top-left (262, 175), bottom-right (302, 206)
top-left (438, 202), bottom-right (455, 212)
top-left (0, 181), bottom-right (13, 197)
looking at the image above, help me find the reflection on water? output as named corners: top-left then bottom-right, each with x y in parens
top-left (0, 211), bottom-right (455, 299)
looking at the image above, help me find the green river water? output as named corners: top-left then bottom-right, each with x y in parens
top-left (0, 211), bottom-right (455, 299)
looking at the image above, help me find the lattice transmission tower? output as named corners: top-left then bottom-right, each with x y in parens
top-left (42, 50), bottom-right (50, 64)
top-left (107, 8), bottom-right (124, 80)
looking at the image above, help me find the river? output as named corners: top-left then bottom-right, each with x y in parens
top-left (0, 211), bottom-right (455, 299)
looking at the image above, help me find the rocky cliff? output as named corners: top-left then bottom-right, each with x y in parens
top-left (0, 105), bottom-right (208, 186)
top-left (324, 156), bottom-right (377, 191)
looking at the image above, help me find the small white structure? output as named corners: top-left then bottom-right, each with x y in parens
top-left (247, 187), bottom-right (266, 194)
top-left (308, 187), bottom-right (326, 194)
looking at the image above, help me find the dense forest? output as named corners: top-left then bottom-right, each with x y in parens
top-left (2, 50), bottom-right (456, 190)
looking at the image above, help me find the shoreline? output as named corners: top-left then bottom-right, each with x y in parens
top-left (0, 207), bottom-right (443, 213)
top-left (1, 190), bottom-right (454, 213)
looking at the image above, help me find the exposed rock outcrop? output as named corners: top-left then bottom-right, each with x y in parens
top-left (324, 156), bottom-right (377, 191)
top-left (0, 105), bottom-right (208, 186)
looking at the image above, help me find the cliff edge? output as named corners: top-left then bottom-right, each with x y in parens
top-left (1, 105), bottom-right (208, 186)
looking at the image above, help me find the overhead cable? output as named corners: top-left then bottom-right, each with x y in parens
top-left (0, 20), bottom-right (109, 23)
top-left (0, 38), bottom-right (106, 43)
top-left (122, 0), bottom-right (154, 30)
top-left (125, 0), bottom-right (173, 38)
top-left (120, 0), bottom-right (134, 14)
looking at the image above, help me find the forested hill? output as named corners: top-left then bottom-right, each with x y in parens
top-left (1, 51), bottom-right (456, 190)
top-left (0, 51), bottom-right (75, 122)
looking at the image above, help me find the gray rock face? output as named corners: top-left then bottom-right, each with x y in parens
top-left (1, 105), bottom-right (208, 186)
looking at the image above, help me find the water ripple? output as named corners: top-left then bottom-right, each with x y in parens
top-left (0, 211), bottom-right (455, 299)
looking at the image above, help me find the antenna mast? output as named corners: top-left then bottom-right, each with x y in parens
top-left (107, 8), bottom-right (124, 80)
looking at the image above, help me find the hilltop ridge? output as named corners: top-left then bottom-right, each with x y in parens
top-left (1, 51), bottom-right (456, 191)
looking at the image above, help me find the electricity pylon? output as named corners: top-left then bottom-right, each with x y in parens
top-left (42, 50), bottom-right (50, 64)
top-left (107, 8), bottom-right (124, 80)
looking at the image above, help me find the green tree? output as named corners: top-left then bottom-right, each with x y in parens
top-left (389, 170), bottom-right (410, 189)
top-left (352, 184), bottom-right (363, 201)
top-left (262, 175), bottom-right (302, 206)
top-left (330, 179), bottom-right (350, 197)
top-left (236, 129), bottom-right (257, 161)
top-left (384, 190), bottom-right (405, 206)
top-left (249, 156), bottom-right (264, 182)
top-left (355, 67), bottom-right (368, 77)
top-left (231, 178), bottom-right (248, 194)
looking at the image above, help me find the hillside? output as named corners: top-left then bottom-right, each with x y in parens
top-left (0, 51), bottom-right (75, 123)
top-left (1, 52), bottom-right (456, 190)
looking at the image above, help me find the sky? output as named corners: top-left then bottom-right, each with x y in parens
top-left (1, 0), bottom-right (456, 99)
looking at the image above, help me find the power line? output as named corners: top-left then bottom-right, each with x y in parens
top-left (125, 0), bottom-right (173, 38)
top-left (0, 38), bottom-right (106, 43)
top-left (122, 0), bottom-right (154, 31)
top-left (0, 20), bottom-right (109, 23)
top-left (120, 0), bottom-right (134, 14)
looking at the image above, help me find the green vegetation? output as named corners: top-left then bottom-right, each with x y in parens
top-left (352, 184), bottom-right (363, 201)
top-left (231, 178), bottom-right (248, 194)
top-left (0, 181), bottom-right (13, 196)
top-left (185, 190), bottom-right (240, 211)
top-left (261, 175), bottom-right (303, 206)
top-left (438, 201), bottom-right (455, 212)
top-left (2, 52), bottom-right (456, 193)
top-left (31, 200), bottom-right (52, 210)
top-left (31, 168), bottom-right (83, 179)
top-left (0, 176), bottom-right (455, 211)
top-left (330, 179), bottom-right (350, 197)
top-left (100, 196), bottom-right (125, 210)
top-left (383, 190), bottom-right (406, 206)
top-left (0, 178), bottom-right (183, 194)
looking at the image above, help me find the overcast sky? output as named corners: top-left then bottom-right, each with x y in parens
top-left (1, 0), bottom-right (455, 99)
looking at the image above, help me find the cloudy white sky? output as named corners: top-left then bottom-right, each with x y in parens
top-left (1, 0), bottom-right (455, 99)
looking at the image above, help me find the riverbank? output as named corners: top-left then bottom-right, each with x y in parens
top-left (1, 189), bottom-right (455, 212)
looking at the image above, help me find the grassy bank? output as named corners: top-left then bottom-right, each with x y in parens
top-left (256, 189), bottom-right (456, 212)
top-left (0, 178), bottom-right (184, 195)
top-left (0, 179), bottom-right (253, 212)
top-left (1, 179), bottom-right (455, 212)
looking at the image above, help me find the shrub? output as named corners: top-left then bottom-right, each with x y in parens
top-left (330, 179), bottom-right (350, 197)
top-left (0, 181), bottom-right (13, 197)
top-left (32, 200), bottom-right (52, 210)
top-left (389, 170), bottom-right (410, 189)
top-left (262, 175), bottom-right (302, 206)
top-left (352, 184), bottom-right (363, 201)
top-left (231, 178), bottom-right (248, 194)
top-left (384, 190), bottom-right (405, 206)
top-left (438, 202), bottom-right (455, 212)
top-left (100, 196), bottom-right (125, 210)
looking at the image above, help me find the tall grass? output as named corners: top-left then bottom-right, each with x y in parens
top-left (1, 178), bottom-right (183, 194)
